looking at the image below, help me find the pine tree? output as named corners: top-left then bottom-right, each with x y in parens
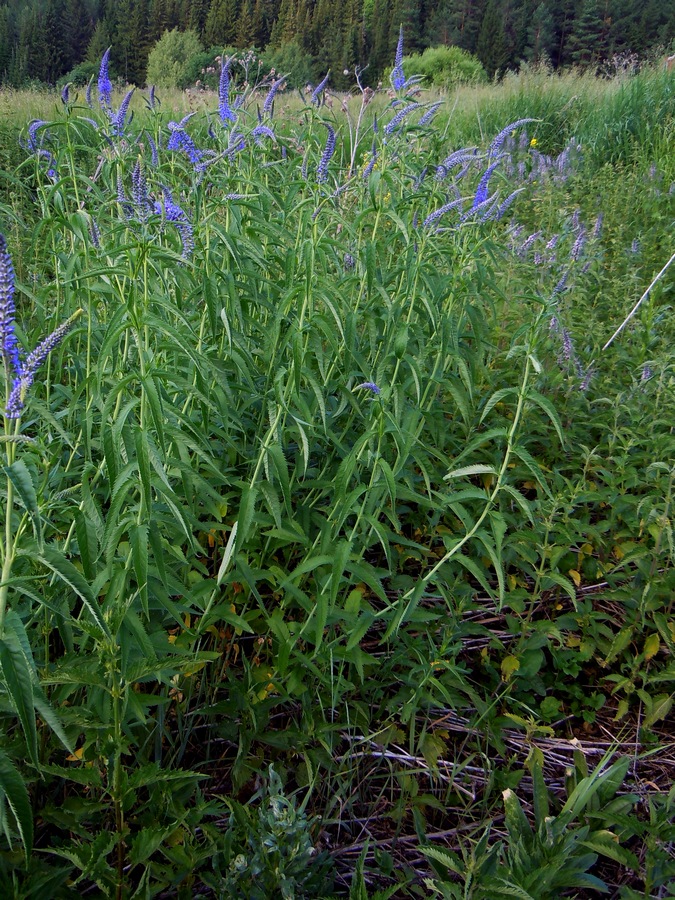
top-left (568, 0), bottom-right (607, 66)
top-left (525, 2), bottom-right (555, 63)
top-left (204, 0), bottom-right (241, 48)
top-left (236, 0), bottom-right (256, 46)
top-left (86, 19), bottom-right (112, 63)
top-left (476, 0), bottom-right (508, 76)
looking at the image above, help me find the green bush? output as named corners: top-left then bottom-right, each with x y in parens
top-left (261, 41), bottom-right (316, 89)
top-left (399, 45), bottom-right (487, 90)
top-left (59, 60), bottom-right (99, 88)
top-left (146, 28), bottom-right (203, 89)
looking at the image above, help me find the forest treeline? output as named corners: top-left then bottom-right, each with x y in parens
top-left (0, 0), bottom-right (673, 89)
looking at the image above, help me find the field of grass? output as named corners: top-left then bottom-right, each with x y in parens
top-left (0, 59), bottom-right (673, 898)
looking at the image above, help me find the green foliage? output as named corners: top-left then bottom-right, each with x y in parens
top-left (146, 28), bottom-right (204, 88)
top-left (396, 45), bottom-right (487, 90)
top-left (0, 59), bottom-right (671, 898)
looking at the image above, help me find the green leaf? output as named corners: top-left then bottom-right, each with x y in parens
top-left (0, 634), bottom-right (38, 767)
top-left (30, 545), bottom-right (110, 638)
top-left (0, 749), bottom-right (33, 861)
top-left (444, 463), bottom-right (497, 481)
top-left (4, 459), bottom-right (42, 548)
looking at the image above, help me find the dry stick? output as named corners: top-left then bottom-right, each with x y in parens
top-left (602, 250), bottom-right (675, 350)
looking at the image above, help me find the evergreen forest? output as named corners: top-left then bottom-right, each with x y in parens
top-left (0, 0), bottom-right (673, 89)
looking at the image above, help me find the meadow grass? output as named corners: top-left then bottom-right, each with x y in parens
top-left (0, 61), bottom-right (672, 898)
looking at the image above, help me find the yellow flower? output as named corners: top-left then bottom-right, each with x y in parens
top-left (530, 138), bottom-right (538, 147)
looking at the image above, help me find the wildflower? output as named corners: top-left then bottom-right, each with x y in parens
top-left (530, 137), bottom-right (537, 147)
top-left (159, 187), bottom-right (194, 258)
top-left (146, 85), bottom-right (158, 110)
top-left (592, 213), bottom-right (603, 239)
top-left (98, 48), bottom-right (112, 113)
top-left (344, 252), bottom-right (355, 270)
top-left (263, 77), bottom-right (285, 117)
top-left (571, 209), bottom-right (581, 230)
top-left (24, 120), bottom-right (49, 153)
top-left (61, 83), bottom-right (71, 105)
top-left (362, 141), bottom-right (377, 178)
top-left (570, 228), bottom-right (586, 261)
top-left (472, 158), bottom-right (502, 209)
top-left (355, 381), bottom-right (380, 394)
top-left (252, 123), bottom-right (276, 145)
top-left (423, 197), bottom-right (464, 229)
top-left (549, 315), bottom-right (559, 333)
top-left (391, 26), bottom-right (405, 90)
top-left (6, 311), bottom-right (83, 418)
top-left (219, 58), bottom-right (237, 124)
top-left (117, 174), bottom-right (133, 219)
top-left (88, 215), bottom-right (100, 249)
top-left (0, 234), bottom-right (21, 378)
top-left (630, 238), bottom-right (640, 254)
top-left (146, 132), bottom-right (159, 166)
top-left (491, 187), bottom-right (525, 221)
top-left (131, 159), bottom-right (152, 221)
top-left (419, 102), bottom-right (442, 126)
top-left (85, 76), bottom-right (94, 109)
top-left (489, 119), bottom-right (536, 158)
top-left (641, 364), bottom-right (652, 381)
top-left (561, 327), bottom-right (573, 361)
top-left (311, 71), bottom-right (330, 107)
top-left (519, 231), bottom-right (541, 253)
top-left (553, 269), bottom-right (570, 296)
top-left (167, 115), bottom-right (203, 167)
top-left (384, 102), bottom-right (420, 135)
top-left (316, 123), bottom-right (336, 184)
top-left (111, 87), bottom-right (134, 137)
top-left (579, 366), bottom-right (593, 391)
top-left (546, 234), bottom-right (559, 251)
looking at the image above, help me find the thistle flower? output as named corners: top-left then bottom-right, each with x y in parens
top-left (263, 77), bottom-right (285, 117)
top-left (5, 311), bottom-right (82, 418)
top-left (112, 87), bottom-right (135, 137)
top-left (489, 119), bottom-right (536, 158)
top-left (0, 234), bottom-right (21, 378)
top-left (384, 102), bottom-right (420, 135)
top-left (98, 48), bottom-right (112, 113)
top-left (423, 197), bottom-right (464, 229)
top-left (219, 58), bottom-right (237, 124)
top-left (316, 123), bottom-right (336, 184)
top-left (390, 26), bottom-right (405, 90)
top-left (355, 381), bottom-right (380, 394)
top-left (311, 71), bottom-right (330, 107)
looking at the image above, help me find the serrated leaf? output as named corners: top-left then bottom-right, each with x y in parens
top-left (0, 749), bottom-right (33, 861)
top-left (444, 463), bottom-right (497, 481)
top-left (30, 545), bottom-right (110, 638)
top-left (0, 635), bottom-right (38, 767)
top-left (4, 459), bottom-right (42, 548)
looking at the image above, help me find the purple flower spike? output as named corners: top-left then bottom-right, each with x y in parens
top-left (160, 188), bottom-right (194, 258)
top-left (489, 119), bottom-right (536, 158)
top-left (5, 311), bottom-right (82, 418)
top-left (0, 234), bottom-right (21, 379)
top-left (61, 83), bottom-right (71, 105)
top-left (384, 102), bottom-right (420, 135)
top-left (472, 158), bottom-right (502, 209)
top-left (391, 26), bottom-right (405, 90)
top-left (98, 47), bottom-right (113, 113)
top-left (112, 88), bottom-right (135, 137)
top-left (219, 58), bottom-right (237, 124)
top-left (263, 77), bottom-right (285, 118)
top-left (355, 381), bottom-right (381, 395)
top-left (316, 123), bottom-right (336, 183)
top-left (311, 71), bottom-right (330, 107)
top-left (423, 197), bottom-right (464, 229)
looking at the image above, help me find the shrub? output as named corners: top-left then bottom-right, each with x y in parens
top-left (146, 28), bottom-right (203, 89)
top-left (398, 45), bottom-right (487, 90)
